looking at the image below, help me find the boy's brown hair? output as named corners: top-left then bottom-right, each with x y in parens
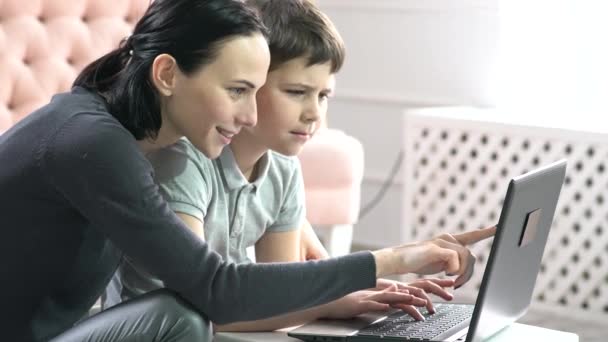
top-left (246, 0), bottom-right (345, 73)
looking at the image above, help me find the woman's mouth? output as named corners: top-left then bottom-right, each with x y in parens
top-left (217, 127), bottom-right (237, 144)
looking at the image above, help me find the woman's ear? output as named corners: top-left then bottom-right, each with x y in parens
top-left (151, 54), bottom-right (178, 96)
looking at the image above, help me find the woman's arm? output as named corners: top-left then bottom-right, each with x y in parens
top-left (45, 115), bottom-right (491, 325)
top-left (220, 225), bottom-right (423, 332)
top-left (220, 223), bottom-right (417, 331)
top-left (216, 289), bottom-right (421, 332)
top-left (175, 214), bottom-right (331, 331)
top-left (44, 117), bottom-right (378, 325)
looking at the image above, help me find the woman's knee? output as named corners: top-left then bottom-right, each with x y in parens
top-left (145, 289), bottom-right (212, 340)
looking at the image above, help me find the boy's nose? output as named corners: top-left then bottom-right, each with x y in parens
top-left (302, 102), bottom-right (321, 123)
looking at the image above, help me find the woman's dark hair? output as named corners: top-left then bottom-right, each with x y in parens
top-left (74, 0), bottom-right (267, 140)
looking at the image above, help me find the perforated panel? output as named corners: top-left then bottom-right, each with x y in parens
top-left (402, 110), bottom-right (608, 318)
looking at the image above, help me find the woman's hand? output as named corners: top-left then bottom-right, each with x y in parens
top-left (373, 226), bottom-right (496, 288)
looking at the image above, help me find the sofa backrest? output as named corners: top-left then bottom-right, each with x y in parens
top-left (0, 0), bottom-right (149, 134)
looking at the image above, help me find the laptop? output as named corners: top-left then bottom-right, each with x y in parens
top-left (289, 159), bottom-right (567, 342)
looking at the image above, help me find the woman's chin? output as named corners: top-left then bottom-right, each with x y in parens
top-left (205, 146), bottom-right (225, 159)
top-left (190, 140), bottom-right (223, 159)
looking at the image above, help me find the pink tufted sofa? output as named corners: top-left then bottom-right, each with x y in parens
top-left (0, 0), bottom-right (364, 256)
top-left (300, 126), bottom-right (364, 256)
top-left (0, 0), bottom-right (148, 133)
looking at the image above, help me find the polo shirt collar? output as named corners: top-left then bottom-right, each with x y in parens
top-left (218, 146), bottom-right (270, 191)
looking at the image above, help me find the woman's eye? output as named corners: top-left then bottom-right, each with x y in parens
top-left (229, 88), bottom-right (246, 96)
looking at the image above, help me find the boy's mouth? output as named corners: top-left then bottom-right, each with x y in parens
top-left (289, 130), bottom-right (313, 141)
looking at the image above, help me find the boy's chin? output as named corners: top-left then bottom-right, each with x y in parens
top-left (276, 145), bottom-right (304, 157)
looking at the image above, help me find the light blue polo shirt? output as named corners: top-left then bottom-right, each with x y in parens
top-left (151, 138), bottom-right (306, 263)
top-left (103, 138), bottom-right (305, 308)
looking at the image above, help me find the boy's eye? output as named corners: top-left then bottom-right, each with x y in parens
top-left (319, 92), bottom-right (330, 100)
top-left (286, 89), bottom-right (306, 96)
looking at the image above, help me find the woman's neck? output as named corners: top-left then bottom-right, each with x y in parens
top-left (136, 124), bottom-right (181, 155)
top-left (136, 108), bottom-right (181, 155)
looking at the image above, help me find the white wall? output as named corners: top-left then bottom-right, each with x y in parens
top-left (318, 0), bottom-right (500, 248)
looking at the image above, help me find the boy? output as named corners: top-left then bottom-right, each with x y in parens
top-left (105, 0), bottom-right (455, 330)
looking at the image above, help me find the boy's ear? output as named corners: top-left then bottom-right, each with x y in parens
top-left (151, 53), bottom-right (178, 96)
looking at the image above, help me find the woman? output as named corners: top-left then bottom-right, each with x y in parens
top-left (0, 0), bottom-right (494, 341)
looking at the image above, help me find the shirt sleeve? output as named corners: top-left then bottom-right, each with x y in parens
top-left (268, 157), bottom-right (306, 232)
top-left (41, 113), bottom-right (376, 324)
top-left (147, 140), bottom-right (212, 222)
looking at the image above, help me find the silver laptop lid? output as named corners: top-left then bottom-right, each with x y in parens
top-left (467, 159), bottom-right (567, 342)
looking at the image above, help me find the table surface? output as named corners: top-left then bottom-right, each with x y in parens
top-left (214, 322), bottom-right (579, 342)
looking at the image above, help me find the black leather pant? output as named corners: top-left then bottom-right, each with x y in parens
top-left (51, 290), bottom-right (212, 342)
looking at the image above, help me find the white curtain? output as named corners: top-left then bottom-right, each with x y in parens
top-left (494, 0), bottom-right (608, 125)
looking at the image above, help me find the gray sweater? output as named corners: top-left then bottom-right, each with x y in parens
top-left (0, 87), bottom-right (376, 342)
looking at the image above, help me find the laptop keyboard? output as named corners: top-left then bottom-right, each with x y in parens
top-left (356, 303), bottom-right (473, 340)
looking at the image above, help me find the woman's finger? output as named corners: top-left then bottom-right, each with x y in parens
top-left (431, 241), bottom-right (462, 275)
top-left (436, 233), bottom-right (460, 245)
top-left (454, 253), bottom-right (476, 288)
top-left (435, 239), bottom-right (472, 277)
top-left (453, 226), bottom-right (496, 246)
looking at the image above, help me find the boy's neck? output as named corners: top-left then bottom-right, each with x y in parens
top-left (230, 134), bottom-right (268, 182)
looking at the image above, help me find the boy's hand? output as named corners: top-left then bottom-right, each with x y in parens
top-left (375, 278), bottom-right (455, 316)
top-left (322, 285), bottom-right (426, 320)
top-left (299, 221), bottom-right (330, 261)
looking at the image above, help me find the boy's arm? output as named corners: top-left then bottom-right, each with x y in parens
top-left (299, 220), bottom-right (330, 261)
top-left (254, 220), bottom-right (329, 263)
top-left (176, 212), bottom-right (205, 240)
top-left (216, 302), bottom-right (330, 332)
top-left (173, 212), bottom-right (334, 331)
top-left (254, 228), bottom-right (301, 262)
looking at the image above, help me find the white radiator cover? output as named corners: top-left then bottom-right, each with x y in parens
top-left (402, 107), bottom-right (608, 320)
